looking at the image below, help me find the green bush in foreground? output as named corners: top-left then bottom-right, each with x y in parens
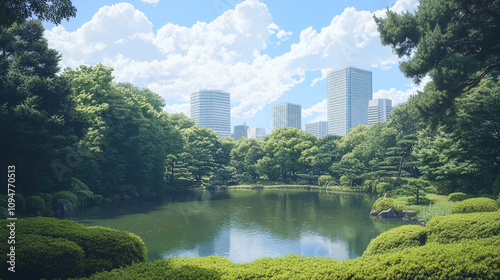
top-left (372, 197), bottom-right (405, 212)
top-left (82, 237), bottom-right (500, 280)
top-left (427, 211), bottom-right (500, 243)
top-left (451, 197), bottom-right (499, 214)
top-left (447, 192), bottom-right (469, 202)
top-left (364, 225), bottom-right (427, 256)
top-left (0, 234), bottom-right (85, 279)
top-left (0, 217), bottom-right (147, 277)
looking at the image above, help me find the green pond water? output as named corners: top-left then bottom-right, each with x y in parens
top-left (73, 189), bottom-right (401, 263)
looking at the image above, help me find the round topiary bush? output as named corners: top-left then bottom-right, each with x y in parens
top-left (364, 225), bottom-right (427, 256)
top-left (0, 234), bottom-right (85, 279)
top-left (376, 182), bottom-right (390, 195)
top-left (53, 190), bottom-right (79, 208)
top-left (451, 197), bottom-right (499, 214)
top-left (372, 197), bottom-right (405, 212)
top-left (318, 175), bottom-right (333, 186)
top-left (26, 195), bottom-right (46, 216)
top-left (447, 192), bottom-right (469, 202)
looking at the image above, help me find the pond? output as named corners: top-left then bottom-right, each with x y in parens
top-left (73, 189), bottom-right (401, 263)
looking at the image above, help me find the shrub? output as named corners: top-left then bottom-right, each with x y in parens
top-left (39, 193), bottom-right (54, 216)
top-left (115, 185), bottom-right (137, 196)
top-left (26, 195), bottom-right (46, 216)
top-left (90, 194), bottom-right (103, 205)
top-left (426, 211), bottom-right (500, 244)
top-left (451, 197), bottom-right (499, 214)
top-left (375, 182), bottom-right (390, 195)
top-left (447, 192), bottom-right (469, 202)
top-left (74, 189), bottom-right (94, 207)
top-left (0, 234), bottom-right (85, 279)
top-left (318, 175), bottom-right (333, 186)
top-left (4, 217), bottom-right (147, 276)
top-left (68, 177), bottom-right (91, 192)
top-left (364, 225), bottom-right (427, 256)
top-left (340, 175), bottom-right (350, 186)
top-left (372, 197), bottom-right (405, 212)
top-left (53, 190), bottom-right (79, 208)
top-left (297, 180), bottom-right (309, 186)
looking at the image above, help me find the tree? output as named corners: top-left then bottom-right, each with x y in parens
top-left (375, 0), bottom-right (500, 121)
top-left (0, 21), bottom-right (78, 195)
top-left (0, 0), bottom-right (77, 27)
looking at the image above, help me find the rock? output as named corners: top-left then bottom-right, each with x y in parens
top-left (132, 192), bottom-right (140, 199)
top-left (370, 209), bottom-right (380, 216)
top-left (53, 198), bottom-right (73, 218)
top-left (123, 194), bottom-right (132, 200)
top-left (303, 186), bottom-right (311, 190)
top-left (383, 193), bottom-right (391, 198)
top-left (402, 210), bottom-right (417, 217)
top-left (103, 198), bottom-right (112, 203)
top-left (378, 207), bottom-right (397, 218)
top-left (112, 194), bottom-right (121, 201)
top-left (418, 219), bottom-right (426, 226)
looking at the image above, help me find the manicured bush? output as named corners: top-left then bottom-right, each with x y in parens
top-left (74, 189), bottom-right (94, 206)
top-left (39, 193), bottom-right (54, 216)
top-left (364, 225), bottom-right (427, 256)
top-left (0, 234), bottom-right (85, 279)
top-left (53, 190), bottom-right (79, 208)
top-left (447, 192), bottom-right (469, 202)
top-left (82, 238), bottom-right (500, 280)
top-left (375, 182), bottom-right (390, 195)
top-left (318, 175), bottom-right (333, 186)
top-left (5, 217), bottom-right (147, 276)
top-left (68, 177), bottom-right (91, 192)
top-left (372, 197), bottom-right (405, 212)
top-left (451, 197), bottom-right (499, 214)
top-left (26, 195), bottom-right (46, 216)
top-left (427, 211), bottom-right (500, 243)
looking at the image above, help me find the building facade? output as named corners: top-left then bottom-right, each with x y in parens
top-left (190, 90), bottom-right (231, 137)
top-left (305, 121), bottom-right (328, 138)
top-left (247, 127), bottom-right (266, 140)
top-left (233, 123), bottom-right (249, 140)
top-left (327, 67), bottom-right (372, 136)
top-left (272, 103), bottom-right (302, 130)
top-left (368, 98), bottom-right (392, 125)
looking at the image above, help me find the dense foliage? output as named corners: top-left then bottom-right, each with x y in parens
top-left (451, 197), bottom-right (499, 214)
top-left (363, 225), bottom-right (427, 256)
top-left (0, 217), bottom-right (147, 278)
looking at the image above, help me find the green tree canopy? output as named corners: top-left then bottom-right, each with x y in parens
top-left (0, 0), bottom-right (77, 27)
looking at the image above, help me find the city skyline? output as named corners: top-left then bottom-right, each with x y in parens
top-left (42, 0), bottom-right (426, 134)
top-left (273, 103), bottom-right (302, 130)
top-left (190, 90), bottom-right (231, 137)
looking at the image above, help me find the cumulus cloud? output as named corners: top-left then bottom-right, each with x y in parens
top-left (140, 0), bottom-right (160, 4)
top-left (373, 75), bottom-right (431, 106)
top-left (45, 0), bottom-right (421, 117)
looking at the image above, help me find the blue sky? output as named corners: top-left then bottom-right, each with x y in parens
top-left (43, 0), bottom-right (428, 134)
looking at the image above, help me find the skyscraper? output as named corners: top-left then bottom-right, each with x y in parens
top-left (273, 103), bottom-right (301, 130)
top-left (327, 67), bottom-right (372, 136)
top-left (247, 127), bottom-right (266, 140)
top-left (305, 121), bottom-right (328, 138)
top-left (368, 99), bottom-right (392, 125)
top-left (233, 122), bottom-right (249, 140)
top-left (190, 90), bottom-right (231, 137)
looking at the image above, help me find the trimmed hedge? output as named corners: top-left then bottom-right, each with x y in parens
top-left (82, 238), bottom-right (500, 280)
top-left (426, 211), bottom-right (500, 244)
top-left (451, 197), bottom-right (499, 214)
top-left (447, 192), bottom-right (469, 202)
top-left (363, 225), bottom-right (427, 256)
top-left (0, 234), bottom-right (85, 279)
top-left (0, 217), bottom-right (147, 277)
top-left (53, 190), bottom-right (79, 208)
top-left (372, 197), bottom-right (405, 212)
top-left (26, 195), bottom-right (47, 216)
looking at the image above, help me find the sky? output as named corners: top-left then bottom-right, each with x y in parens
top-left (42, 0), bottom-right (430, 135)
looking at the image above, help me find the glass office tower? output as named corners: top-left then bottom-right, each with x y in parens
top-left (190, 90), bottom-right (231, 137)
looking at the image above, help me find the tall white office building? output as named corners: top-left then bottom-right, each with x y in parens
top-left (190, 90), bottom-right (231, 137)
top-left (305, 121), bottom-right (328, 138)
top-left (247, 127), bottom-right (266, 140)
top-left (272, 103), bottom-right (301, 130)
top-left (368, 99), bottom-right (392, 125)
top-left (327, 67), bottom-right (372, 136)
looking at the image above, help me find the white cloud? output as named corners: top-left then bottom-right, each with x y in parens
top-left (45, 0), bottom-right (421, 119)
top-left (373, 75), bottom-right (431, 106)
top-left (302, 99), bottom-right (327, 118)
top-left (164, 103), bottom-right (190, 116)
top-left (141, 0), bottom-right (160, 4)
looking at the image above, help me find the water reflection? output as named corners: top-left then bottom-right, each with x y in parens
top-left (73, 190), bottom-right (401, 263)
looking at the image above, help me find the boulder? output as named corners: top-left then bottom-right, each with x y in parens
top-left (402, 210), bottom-right (418, 217)
top-left (378, 207), bottom-right (398, 218)
top-left (132, 191), bottom-right (140, 199)
top-left (112, 194), bottom-right (121, 201)
top-left (53, 198), bottom-right (73, 218)
top-left (370, 209), bottom-right (380, 216)
top-left (103, 198), bottom-right (112, 203)
top-left (383, 193), bottom-right (391, 198)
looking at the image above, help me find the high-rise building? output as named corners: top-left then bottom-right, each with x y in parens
top-left (368, 99), bottom-right (392, 125)
top-left (272, 103), bottom-right (301, 130)
top-left (247, 127), bottom-right (266, 140)
top-left (233, 122), bottom-right (249, 140)
top-left (327, 67), bottom-right (372, 136)
top-left (190, 90), bottom-right (231, 137)
top-left (305, 121), bottom-right (328, 138)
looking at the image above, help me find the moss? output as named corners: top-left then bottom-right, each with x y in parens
top-left (364, 225), bottom-right (427, 256)
top-left (451, 197), bottom-right (499, 214)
